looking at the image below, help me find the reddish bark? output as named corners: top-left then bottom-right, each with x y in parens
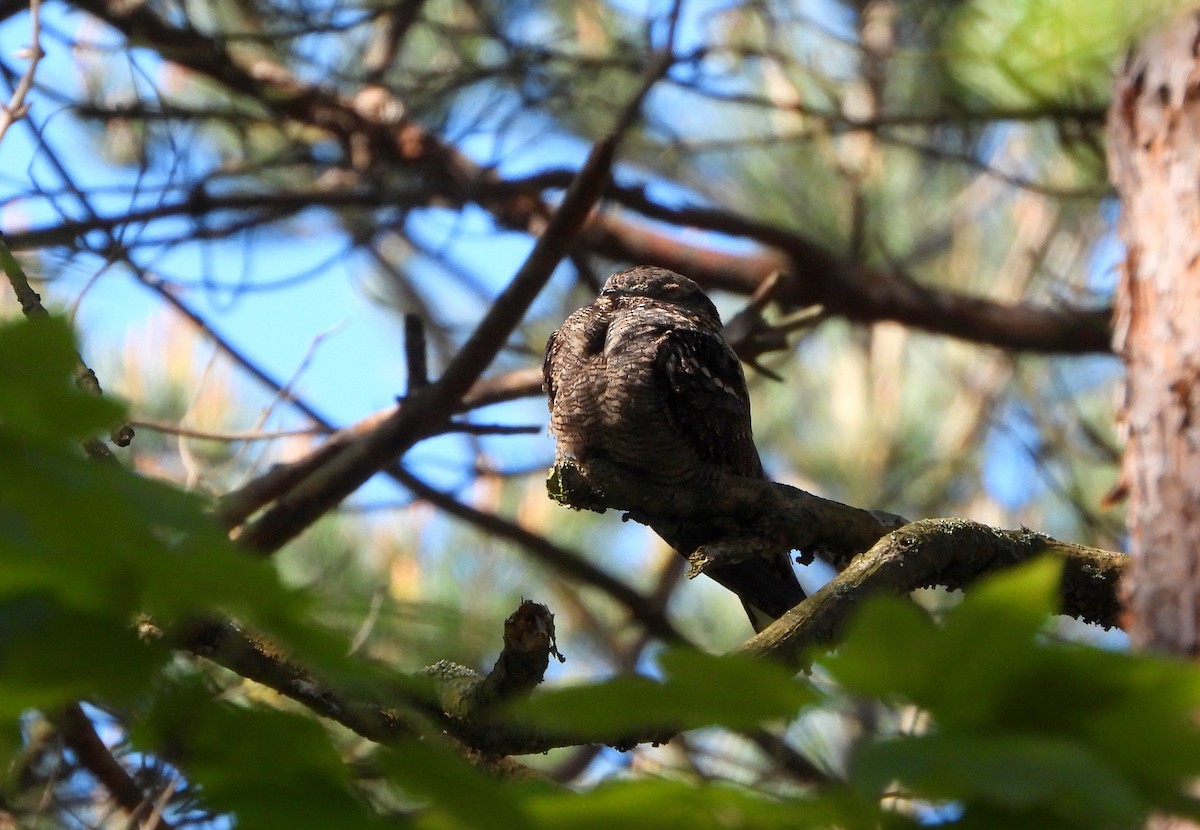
top-left (1108, 15), bottom-right (1200, 656)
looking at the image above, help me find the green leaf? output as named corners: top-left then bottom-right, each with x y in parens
top-left (0, 313), bottom-right (388, 716)
top-left (829, 557), bottom-right (1200, 824)
top-left (0, 428), bottom-right (313, 628)
top-left (0, 593), bottom-right (165, 713)
top-left (1044, 647), bottom-right (1200, 803)
top-left (821, 595), bottom-right (938, 700)
top-left (910, 557), bottom-right (1062, 729)
top-left (0, 316), bottom-right (124, 444)
top-left (856, 733), bottom-right (1145, 828)
top-left (380, 738), bottom-right (532, 830)
top-left (947, 554), bottom-right (1060, 633)
top-left (517, 778), bottom-right (886, 830)
top-left (504, 648), bottom-right (815, 740)
top-left (132, 680), bottom-right (389, 829)
top-left (826, 558), bottom-right (1065, 730)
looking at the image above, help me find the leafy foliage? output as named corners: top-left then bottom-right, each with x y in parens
top-left (0, 314), bottom-right (386, 821)
top-left (946, 0), bottom-right (1183, 108)
top-left (0, 315), bottom-right (353, 685)
top-left (827, 559), bottom-right (1200, 827)
top-left (132, 680), bottom-right (392, 829)
top-left (517, 778), bottom-right (875, 830)
top-left (505, 648), bottom-right (815, 738)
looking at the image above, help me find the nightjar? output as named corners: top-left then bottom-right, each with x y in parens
top-left (543, 266), bottom-right (804, 631)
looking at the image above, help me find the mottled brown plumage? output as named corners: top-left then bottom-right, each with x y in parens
top-left (543, 266), bottom-right (805, 631)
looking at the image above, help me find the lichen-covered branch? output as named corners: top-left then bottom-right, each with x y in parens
top-left (176, 611), bottom-right (563, 769)
top-left (737, 519), bottom-right (1126, 667)
top-left (426, 600), bottom-right (563, 720)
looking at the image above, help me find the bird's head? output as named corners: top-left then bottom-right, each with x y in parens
top-left (599, 267), bottom-right (721, 320)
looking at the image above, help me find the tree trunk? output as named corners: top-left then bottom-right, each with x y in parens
top-left (1108, 15), bottom-right (1200, 657)
top-left (1110, 21), bottom-right (1200, 827)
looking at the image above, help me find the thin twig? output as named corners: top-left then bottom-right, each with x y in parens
top-left (390, 465), bottom-right (686, 643)
top-left (0, 232), bottom-right (130, 456)
top-left (0, 0), bottom-right (43, 145)
top-left (130, 419), bottom-right (324, 442)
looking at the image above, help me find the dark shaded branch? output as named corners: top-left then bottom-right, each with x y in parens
top-left (179, 611), bottom-right (571, 760)
top-left (176, 618), bottom-right (544, 778)
top-left (56, 703), bottom-right (176, 830)
top-left (662, 82), bottom-right (1108, 131)
top-left (551, 458), bottom-right (894, 562)
top-left (403, 313), bottom-right (429, 392)
top-left (4, 187), bottom-right (398, 251)
top-left (179, 618), bottom-right (417, 740)
top-left (519, 173), bottom-right (1115, 355)
top-left (362, 0), bottom-right (428, 82)
top-left (457, 367), bottom-right (543, 410)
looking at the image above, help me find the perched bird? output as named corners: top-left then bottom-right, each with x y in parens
top-left (543, 266), bottom-right (805, 631)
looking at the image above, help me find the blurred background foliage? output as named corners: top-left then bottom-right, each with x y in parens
top-left (1, 0), bottom-right (1196, 826)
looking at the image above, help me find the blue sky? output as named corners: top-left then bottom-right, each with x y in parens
top-left (0, 6), bottom-right (547, 506)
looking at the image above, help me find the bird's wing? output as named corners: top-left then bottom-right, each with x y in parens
top-left (653, 327), bottom-right (804, 632)
top-left (655, 327), bottom-right (764, 478)
top-left (542, 327), bottom-right (560, 410)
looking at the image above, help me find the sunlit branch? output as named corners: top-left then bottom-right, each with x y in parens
top-left (739, 519), bottom-right (1126, 667)
top-left (0, 0), bottom-right (42, 144)
top-left (130, 419), bottom-right (323, 442)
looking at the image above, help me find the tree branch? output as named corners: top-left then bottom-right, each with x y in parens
top-left (56, 703), bottom-right (176, 830)
top-left (737, 519), bottom-right (1126, 667)
top-left (178, 618), bottom-right (417, 740)
top-left (426, 600), bottom-right (562, 719)
top-left (177, 609), bottom-right (571, 764)
top-left (550, 458), bottom-right (895, 562)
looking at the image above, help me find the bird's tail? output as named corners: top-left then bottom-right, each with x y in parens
top-left (650, 522), bottom-right (806, 633)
